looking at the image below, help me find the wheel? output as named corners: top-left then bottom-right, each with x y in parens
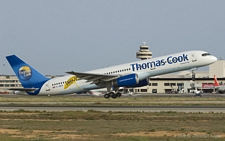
top-left (109, 92), bottom-right (114, 97)
top-left (111, 94), bottom-right (117, 99)
top-left (116, 92), bottom-right (122, 97)
top-left (104, 94), bottom-right (110, 99)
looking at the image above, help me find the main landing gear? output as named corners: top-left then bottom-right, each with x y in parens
top-left (104, 92), bottom-right (122, 99)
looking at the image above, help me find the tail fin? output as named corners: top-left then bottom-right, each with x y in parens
top-left (214, 75), bottom-right (220, 86)
top-left (6, 55), bottom-right (49, 89)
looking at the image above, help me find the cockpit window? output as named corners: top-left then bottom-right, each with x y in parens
top-left (202, 53), bottom-right (211, 56)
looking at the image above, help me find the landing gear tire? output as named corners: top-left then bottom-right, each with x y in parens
top-left (104, 92), bottom-right (119, 99)
top-left (116, 92), bottom-right (122, 97)
top-left (111, 94), bottom-right (117, 99)
top-left (104, 94), bottom-right (110, 99)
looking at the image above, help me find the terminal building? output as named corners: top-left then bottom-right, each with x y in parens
top-left (1, 44), bottom-right (225, 94)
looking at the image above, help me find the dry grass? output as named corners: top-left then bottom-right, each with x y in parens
top-left (0, 110), bottom-right (225, 140)
top-left (0, 95), bottom-right (225, 140)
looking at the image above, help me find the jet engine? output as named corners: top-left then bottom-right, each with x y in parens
top-left (112, 74), bottom-right (139, 87)
top-left (130, 78), bottom-right (150, 87)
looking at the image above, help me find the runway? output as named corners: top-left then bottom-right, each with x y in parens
top-left (1, 106), bottom-right (225, 113)
top-left (1, 93), bottom-right (225, 98)
top-left (1, 93), bottom-right (225, 97)
top-left (1, 93), bottom-right (225, 113)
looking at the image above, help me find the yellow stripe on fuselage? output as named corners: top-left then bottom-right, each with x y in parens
top-left (64, 76), bottom-right (81, 90)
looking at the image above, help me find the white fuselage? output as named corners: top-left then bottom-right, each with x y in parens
top-left (37, 50), bottom-right (217, 95)
top-left (216, 85), bottom-right (225, 93)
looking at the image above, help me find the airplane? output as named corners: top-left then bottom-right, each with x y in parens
top-left (214, 75), bottom-right (225, 94)
top-left (89, 88), bottom-right (105, 96)
top-left (6, 50), bottom-right (217, 98)
top-left (190, 89), bottom-right (203, 97)
top-left (88, 87), bottom-right (134, 97)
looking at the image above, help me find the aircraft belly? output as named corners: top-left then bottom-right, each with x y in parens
top-left (57, 82), bottom-right (85, 95)
top-left (148, 65), bottom-right (191, 77)
top-left (219, 88), bottom-right (225, 92)
top-left (82, 83), bottom-right (101, 90)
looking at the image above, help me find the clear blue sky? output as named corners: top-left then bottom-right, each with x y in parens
top-left (1, 0), bottom-right (225, 75)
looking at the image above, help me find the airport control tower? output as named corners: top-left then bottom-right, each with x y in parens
top-left (136, 42), bottom-right (152, 60)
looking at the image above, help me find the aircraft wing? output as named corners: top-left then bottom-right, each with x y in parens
top-left (8, 88), bottom-right (38, 92)
top-left (66, 71), bottom-right (120, 83)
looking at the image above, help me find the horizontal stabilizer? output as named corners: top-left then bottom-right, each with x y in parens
top-left (8, 88), bottom-right (38, 92)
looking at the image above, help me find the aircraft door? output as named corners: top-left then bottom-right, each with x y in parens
top-left (45, 82), bottom-right (50, 91)
top-left (191, 53), bottom-right (197, 62)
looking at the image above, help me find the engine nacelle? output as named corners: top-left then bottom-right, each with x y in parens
top-left (112, 74), bottom-right (139, 87)
top-left (129, 78), bottom-right (150, 87)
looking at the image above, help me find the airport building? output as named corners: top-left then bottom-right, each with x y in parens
top-left (136, 42), bottom-right (152, 60)
top-left (0, 75), bottom-right (21, 93)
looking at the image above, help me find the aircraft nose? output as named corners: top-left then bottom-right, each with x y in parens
top-left (211, 55), bottom-right (217, 63)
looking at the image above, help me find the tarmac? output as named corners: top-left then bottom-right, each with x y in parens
top-left (1, 93), bottom-right (225, 113)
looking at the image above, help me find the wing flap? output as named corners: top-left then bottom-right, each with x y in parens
top-left (86, 76), bottom-right (105, 82)
top-left (66, 71), bottom-right (119, 83)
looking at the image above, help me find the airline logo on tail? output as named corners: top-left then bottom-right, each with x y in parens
top-left (18, 66), bottom-right (32, 80)
top-left (214, 75), bottom-right (220, 86)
